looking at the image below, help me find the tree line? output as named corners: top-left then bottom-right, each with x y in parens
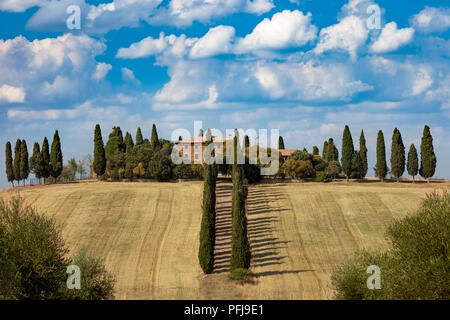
top-left (93, 124), bottom-right (177, 181)
top-left (5, 130), bottom-right (62, 186)
top-left (279, 124), bottom-right (437, 183)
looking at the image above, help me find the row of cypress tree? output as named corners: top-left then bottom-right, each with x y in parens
top-left (338, 125), bottom-right (436, 182)
top-left (198, 129), bottom-right (217, 274)
top-left (5, 130), bottom-right (62, 186)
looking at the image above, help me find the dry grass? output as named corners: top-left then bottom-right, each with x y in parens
top-left (0, 179), bottom-right (448, 299)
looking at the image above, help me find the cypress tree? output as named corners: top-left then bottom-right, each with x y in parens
top-left (136, 127), bottom-right (144, 146)
top-left (278, 136), bottom-right (285, 150)
top-left (230, 134), bottom-right (251, 271)
top-left (359, 130), bottom-right (368, 179)
top-left (124, 132), bottom-right (134, 153)
top-left (244, 135), bottom-right (250, 150)
top-left (151, 124), bottom-right (159, 149)
top-left (198, 134), bottom-right (216, 274)
top-left (322, 140), bottom-right (329, 159)
top-left (419, 125), bottom-right (436, 182)
top-left (30, 142), bottom-right (44, 184)
top-left (350, 151), bottom-right (363, 179)
top-left (325, 138), bottom-right (339, 163)
top-left (375, 130), bottom-right (388, 182)
top-left (5, 142), bottom-right (14, 187)
top-left (341, 125), bottom-right (354, 181)
top-left (93, 124), bottom-right (106, 177)
top-left (13, 139), bottom-right (21, 185)
top-left (312, 146), bottom-right (319, 156)
top-left (407, 144), bottom-right (419, 182)
top-left (198, 128), bottom-right (204, 137)
top-left (41, 137), bottom-right (51, 180)
top-left (178, 136), bottom-right (182, 141)
top-left (390, 128), bottom-right (405, 182)
top-left (20, 139), bottom-right (29, 185)
top-left (50, 130), bottom-right (63, 182)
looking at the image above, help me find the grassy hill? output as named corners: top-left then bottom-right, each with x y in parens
top-left (1, 180), bottom-right (448, 299)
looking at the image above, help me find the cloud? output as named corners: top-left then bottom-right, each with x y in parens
top-left (92, 62), bottom-right (112, 81)
top-left (0, 34), bottom-right (107, 106)
top-left (121, 67), bottom-right (140, 85)
top-left (0, 84), bottom-right (26, 104)
top-left (0, 0), bottom-right (44, 12)
top-left (370, 22), bottom-right (414, 53)
top-left (234, 10), bottom-right (317, 54)
top-left (190, 26), bottom-right (235, 59)
top-left (319, 123), bottom-right (339, 135)
top-left (27, 0), bottom-right (162, 34)
top-left (116, 32), bottom-right (170, 59)
top-left (253, 60), bottom-right (372, 101)
top-left (148, 0), bottom-right (274, 27)
top-left (410, 65), bottom-right (433, 96)
top-left (314, 15), bottom-right (368, 60)
top-left (410, 6), bottom-right (450, 34)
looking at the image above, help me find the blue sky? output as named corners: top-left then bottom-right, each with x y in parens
top-left (0, 0), bottom-right (449, 187)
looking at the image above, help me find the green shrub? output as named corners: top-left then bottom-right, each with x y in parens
top-left (313, 171), bottom-right (331, 182)
top-left (0, 196), bottom-right (115, 300)
top-left (332, 191), bottom-right (450, 300)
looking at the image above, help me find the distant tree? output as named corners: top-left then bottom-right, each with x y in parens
top-left (5, 142), bottom-right (14, 187)
top-left (93, 124), bottom-right (106, 178)
top-left (132, 163), bottom-right (146, 178)
top-left (326, 160), bottom-right (341, 180)
top-left (198, 128), bottom-right (204, 137)
top-left (50, 130), bottom-right (63, 183)
top-left (278, 136), bottom-right (285, 150)
top-left (244, 135), bottom-right (250, 150)
top-left (375, 130), bottom-right (388, 182)
top-left (20, 140), bottom-right (29, 185)
top-left (13, 139), bottom-right (21, 185)
top-left (359, 130), bottom-right (368, 179)
top-left (407, 144), bottom-right (419, 182)
top-left (151, 124), bottom-right (159, 150)
top-left (341, 126), bottom-right (354, 182)
top-left (105, 127), bottom-right (125, 177)
top-left (135, 127), bottom-right (144, 146)
top-left (312, 146), bottom-right (319, 156)
top-left (325, 138), bottom-right (339, 163)
top-left (322, 140), bottom-right (329, 159)
top-left (124, 132), bottom-right (134, 154)
top-left (68, 158), bottom-right (78, 180)
top-left (178, 136), bottom-right (182, 141)
top-left (350, 151), bottom-right (364, 179)
top-left (77, 160), bottom-right (87, 179)
top-left (148, 149), bottom-right (173, 181)
top-left (419, 125), bottom-right (436, 182)
top-left (41, 137), bottom-right (51, 180)
top-left (390, 128), bottom-right (405, 182)
top-left (29, 142), bottom-right (44, 183)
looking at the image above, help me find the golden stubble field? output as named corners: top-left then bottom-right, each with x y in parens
top-left (1, 179), bottom-right (448, 299)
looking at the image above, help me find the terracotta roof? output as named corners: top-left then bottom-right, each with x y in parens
top-left (279, 149), bottom-right (297, 157)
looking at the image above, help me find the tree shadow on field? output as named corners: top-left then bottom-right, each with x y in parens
top-left (247, 186), bottom-right (289, 269)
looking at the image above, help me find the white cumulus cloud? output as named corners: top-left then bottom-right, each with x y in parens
top-left (410, 6), bottom-right (450, 34)
top-left (370, 22), bottom-right (414, 53)
top-left (92, 62), bottom-right (112, 81)
top-left (0, 0), bottom-right (45, 12)
top-left (190, 26), bottom-right (235, 59)
top-left (0, 84), bottom-right (26, 104)
top-left (235, 10), bottom-right (317, 54)
top-left (314, 15), bottom-right (368, 60)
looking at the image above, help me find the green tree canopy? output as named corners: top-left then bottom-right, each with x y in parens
top-left (50, 130), bottom-right (63, 181)
top-left (375, 130), bottom-right (388, 181)
top-left (135, 127), bottom-right (144, 146)
top-left (13, 139), bottom-right (21, 184)
top-left (93, 124), bottom-right (106, 177)
top-left (407, 144), bottom-right (419, 182)
top-left (390, 128), bottom-right (405, 181)
top-left (20, 140), bottom-right (29, 184)
top-left (341, 125), bottom-right (354, 181)
top-left (419, 125), bottom-right (436, 181)
top-left (359, 130), bottom-right (368, 178)
top-left (5, 142), bottom-right (14, 186)
top-left (41, 137), bottom-right (51, 179)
